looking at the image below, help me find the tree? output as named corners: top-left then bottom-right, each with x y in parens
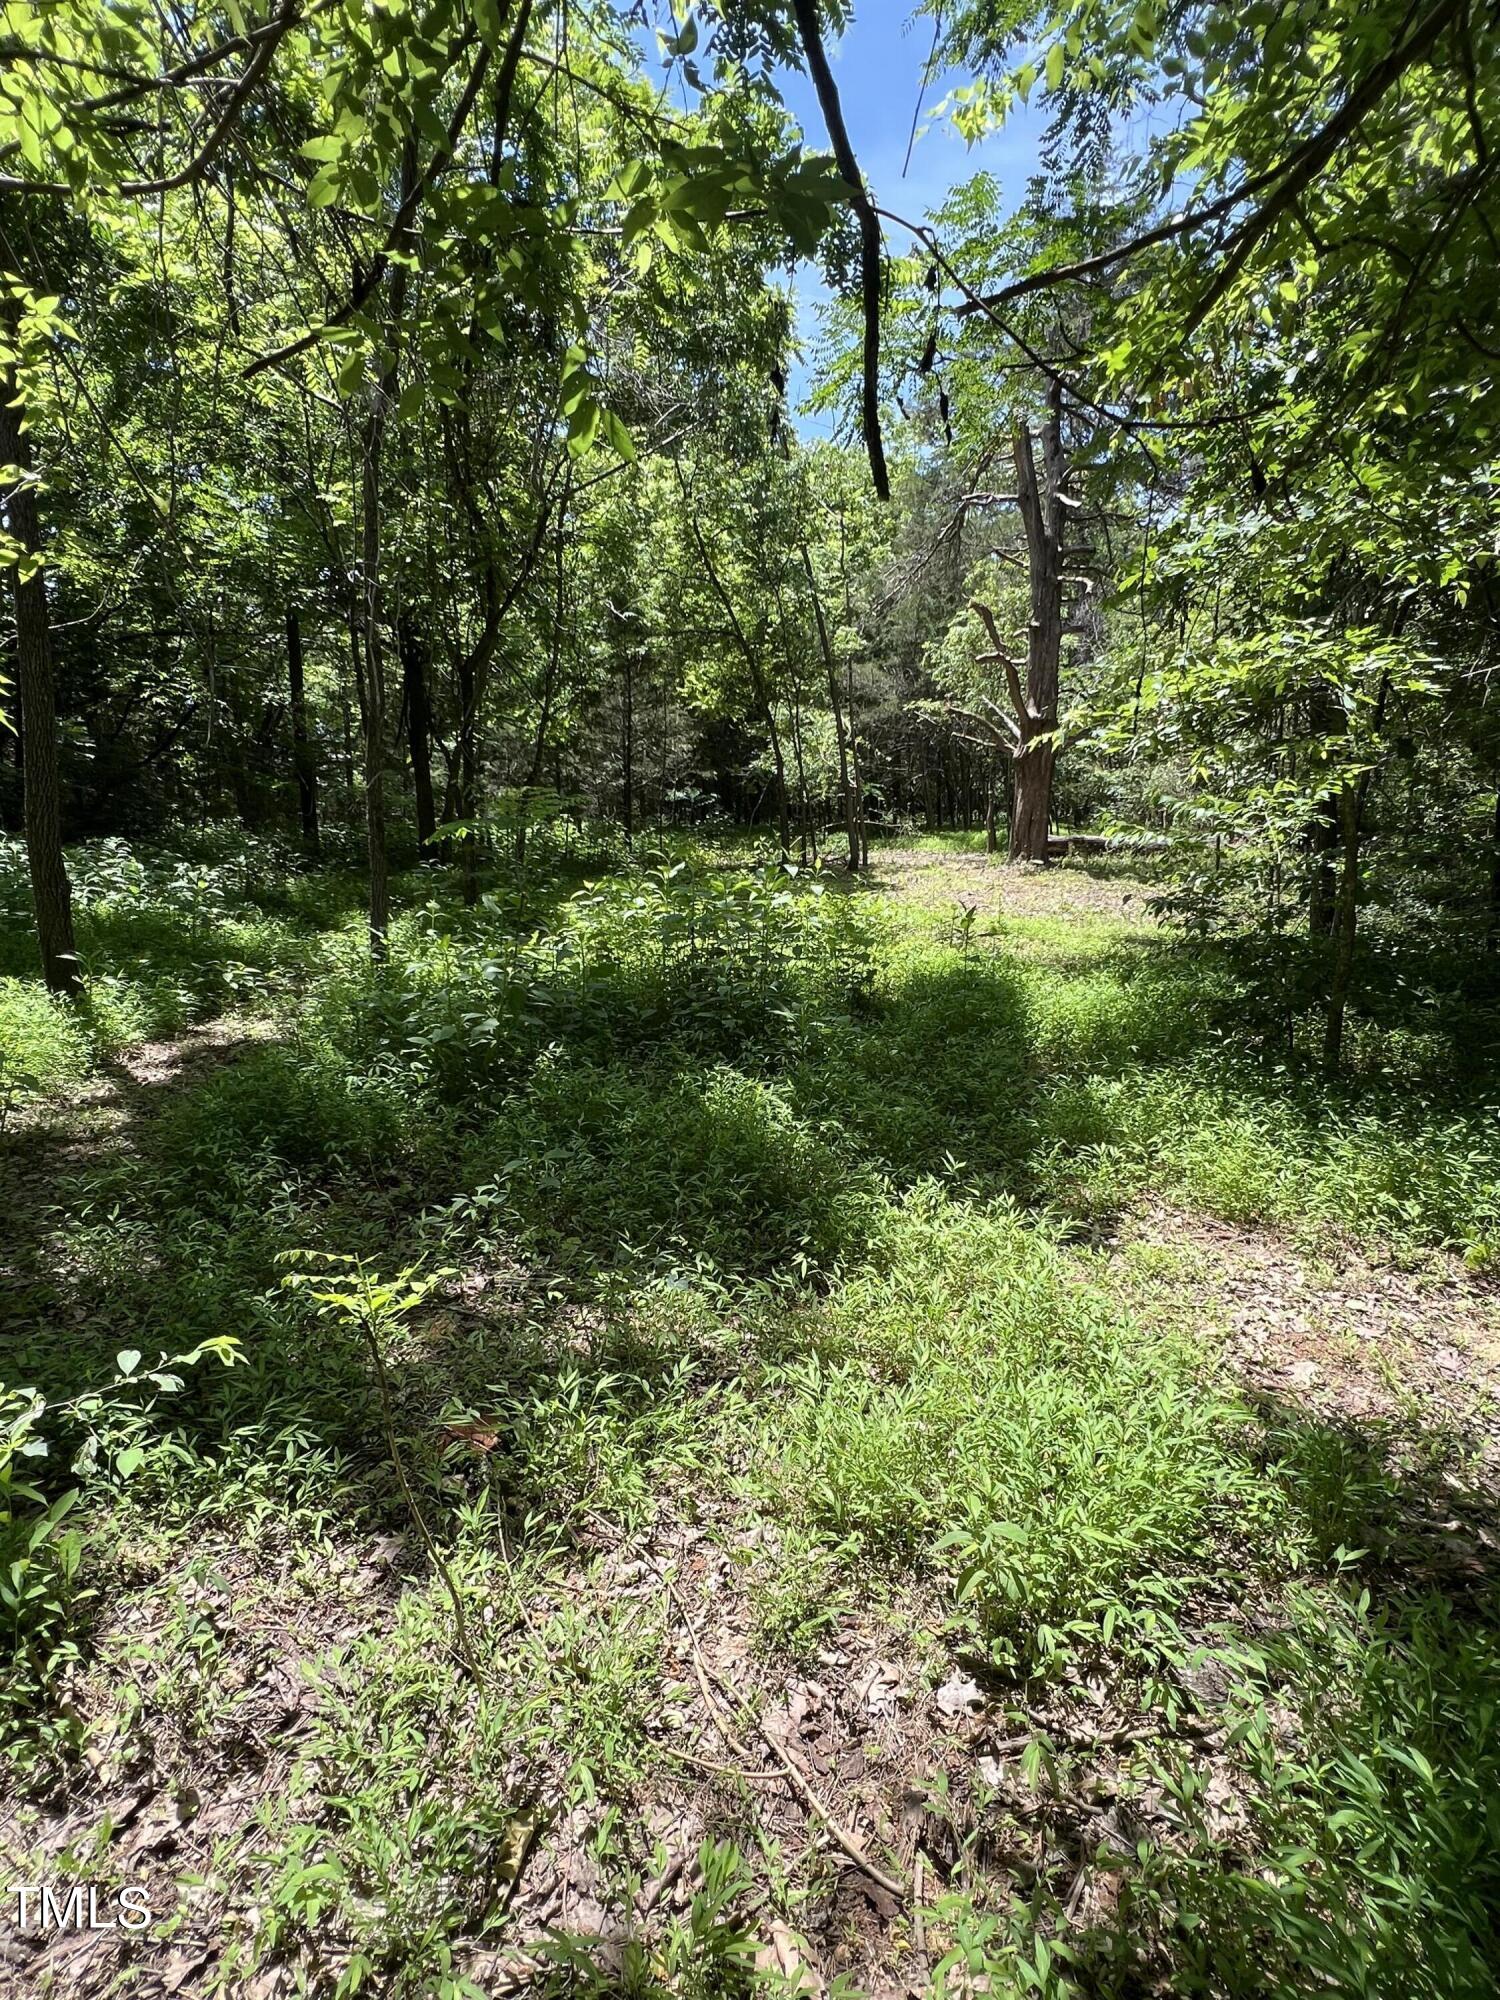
top-left (1, 277), bottom-right (81, 996)
top-left (969, 379), bottom-right (1073, 861)
top-left (286, 604), bottom-right (320, 857)
top-left (0, 0), bottom-right (867, 954)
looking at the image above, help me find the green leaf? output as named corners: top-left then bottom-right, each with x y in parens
top-left (600, 408), bottom-right (635, 462)
top-left (566, 396), bottom-right (602, 457)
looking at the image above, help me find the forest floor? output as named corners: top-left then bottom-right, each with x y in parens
top-left (3, 840), bottom-right (1499, 1999)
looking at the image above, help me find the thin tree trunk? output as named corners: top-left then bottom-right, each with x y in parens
top-left (359, 413), bottom-right (390, 959)
top-left (803, 543), bottom-right (858, 869)
top-left (519, 507), bottom-right (566, 862)
top-left (621, 638), bottom-right (634, 849)
top-left (1307, 686), bottom-right (1340, 937)
top-left (788, 680), bottom-right (811, 864)
top-left (1015, 383), bottom-right (1065, 861)
top-left (765, 689), bottom-right (792, 860)
top-left (398, 608), bottom-right (436, 856)
top-left (1, 323), bottom-right (82, 996)
top-left (357, 145), bottom-right (418, 960)
top-left (849, 655), bottom-right (868, 867)
top-left (456, 648), bottom-right (480, 906)
top-left (835, 502), bottom-right (869, 866)
top-left (1323, 781), bottom-right (1361, 1074)
top-left (342, 610), bottom-right (361, 804)
top-left (1308, 794), bottom-right (1338, 938)
top-left (1322, 671), bottom-right (1391, 1071)
top-left (287, 603), bottom-right (320, 857)
top-left (675, 463), bottom-right (789, 857)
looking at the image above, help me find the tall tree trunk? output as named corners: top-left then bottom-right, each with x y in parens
top-left (359, 401), bottom-right (390, 960)
top-left (398, 608), bottom-right (436, 856)
top-left (1013, 383), bottom-right (1065, 861)
top-left (788, 682), bottom-right (811, 863)
top-left (455, 647), bottom-right (480, 906)
top-left (1010, 738), bottom-right (1055, 861)
top-left (768, 576), bottom-right (814, 865)
top-left (287, 603), bottom-right (320, 857)
top-left (357, 144), bottom-right (417, 960)
top-left (446, 459), bottom-right (555, 909)
top-left (519, 505), bottom-right (566, 863)
top-left (1323, 781), bottom-right (1361, 1074)
top-left (764, 690), bottom-right (792, 860)
top-left (621, 638), bottom-right (634, 849)
top-left (803, 543), bottom-right (858, 869)
top-left (850, 655), bottom-right (869, 868)
top-left (1307, 686), bottom-right (1340, 937)
top-left (1308, 794), bottom-right (1339, 938)
top-left (1, 326), bottom-right (82, 996)
top-left (1322, 673), bottom-right (1390, 1071)
top-left (342, 612), bottom-right (361, 805)
top-left (974, 380), bottom-right (1068, 865)
top-left (675, 463), bottom-right (788, 857)
top-left (834, 502), bottom-right (869, 865)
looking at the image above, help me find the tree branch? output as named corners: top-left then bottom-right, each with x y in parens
top-left (789, 0), bottom-right (889, 501)
top-left (243, 33), bottom-right (489, 379)
top-left (0, 0), bottom-right (305, 197)
top-left (972, 598), bottom-right (1032, 727)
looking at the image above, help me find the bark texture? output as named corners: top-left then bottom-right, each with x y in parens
top-left (287, 603), bottom-right (320, 856)
top-left (969, 382), bottom-right (1069, 864)
top-left (398, 607), bottom-right (436, 855)
top-left (1, 335), bottom-right (82, 996)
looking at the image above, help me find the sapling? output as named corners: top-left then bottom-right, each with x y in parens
top-left (280, 1252), bottom-right (477, 1677)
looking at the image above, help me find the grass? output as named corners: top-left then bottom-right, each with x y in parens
top-left (3, 827), bottom-right (1499, 1997)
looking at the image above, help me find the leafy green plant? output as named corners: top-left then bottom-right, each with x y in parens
top-left (0, 976), bottom-right (93, 1125)
top-left (538, 1840), bottom-right (763, 1998)
top-left (1, 1336), bottom-right (239, 1763)
top-left (1137, 1584), bottom-right (1500, 1998)
top-left (281, 1253), bottom-right (475, 1672)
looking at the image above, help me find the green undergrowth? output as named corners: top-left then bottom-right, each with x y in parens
top-left (4, 837), bottom-right (1500, 1995)
top-left (0, 833), bottom-right (364, 1111)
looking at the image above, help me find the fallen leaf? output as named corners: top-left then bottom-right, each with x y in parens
top-left (163, 1947), bottom-right (216, 1994)
top-left (934, 1671), bottom-right (984, 1718)
top-left (853, 1659), bottom-right (903, 1716)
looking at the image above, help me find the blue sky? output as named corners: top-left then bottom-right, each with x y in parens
top-left (642, 2), bottom-right (1050, 431)
top-left (774, 4), bottom-right (1044, 230)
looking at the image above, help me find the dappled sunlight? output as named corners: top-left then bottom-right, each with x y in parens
top-left (5, 839), bottom-right (1500, 1997)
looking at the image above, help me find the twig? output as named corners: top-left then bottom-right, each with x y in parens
top-left (1064, 1862), bottom-right (1090, 1923)
top-left (638, 1852), bottom-right (685, 1915)
top-left (655, 1565), bottom-right (908, 1901)
top-left (658, 1744), bottom-right (785, 1785)
top-left (661, 1571), bottom-right (754, 1761)
top-left (750, 1720), bottom-right (909, 1901)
